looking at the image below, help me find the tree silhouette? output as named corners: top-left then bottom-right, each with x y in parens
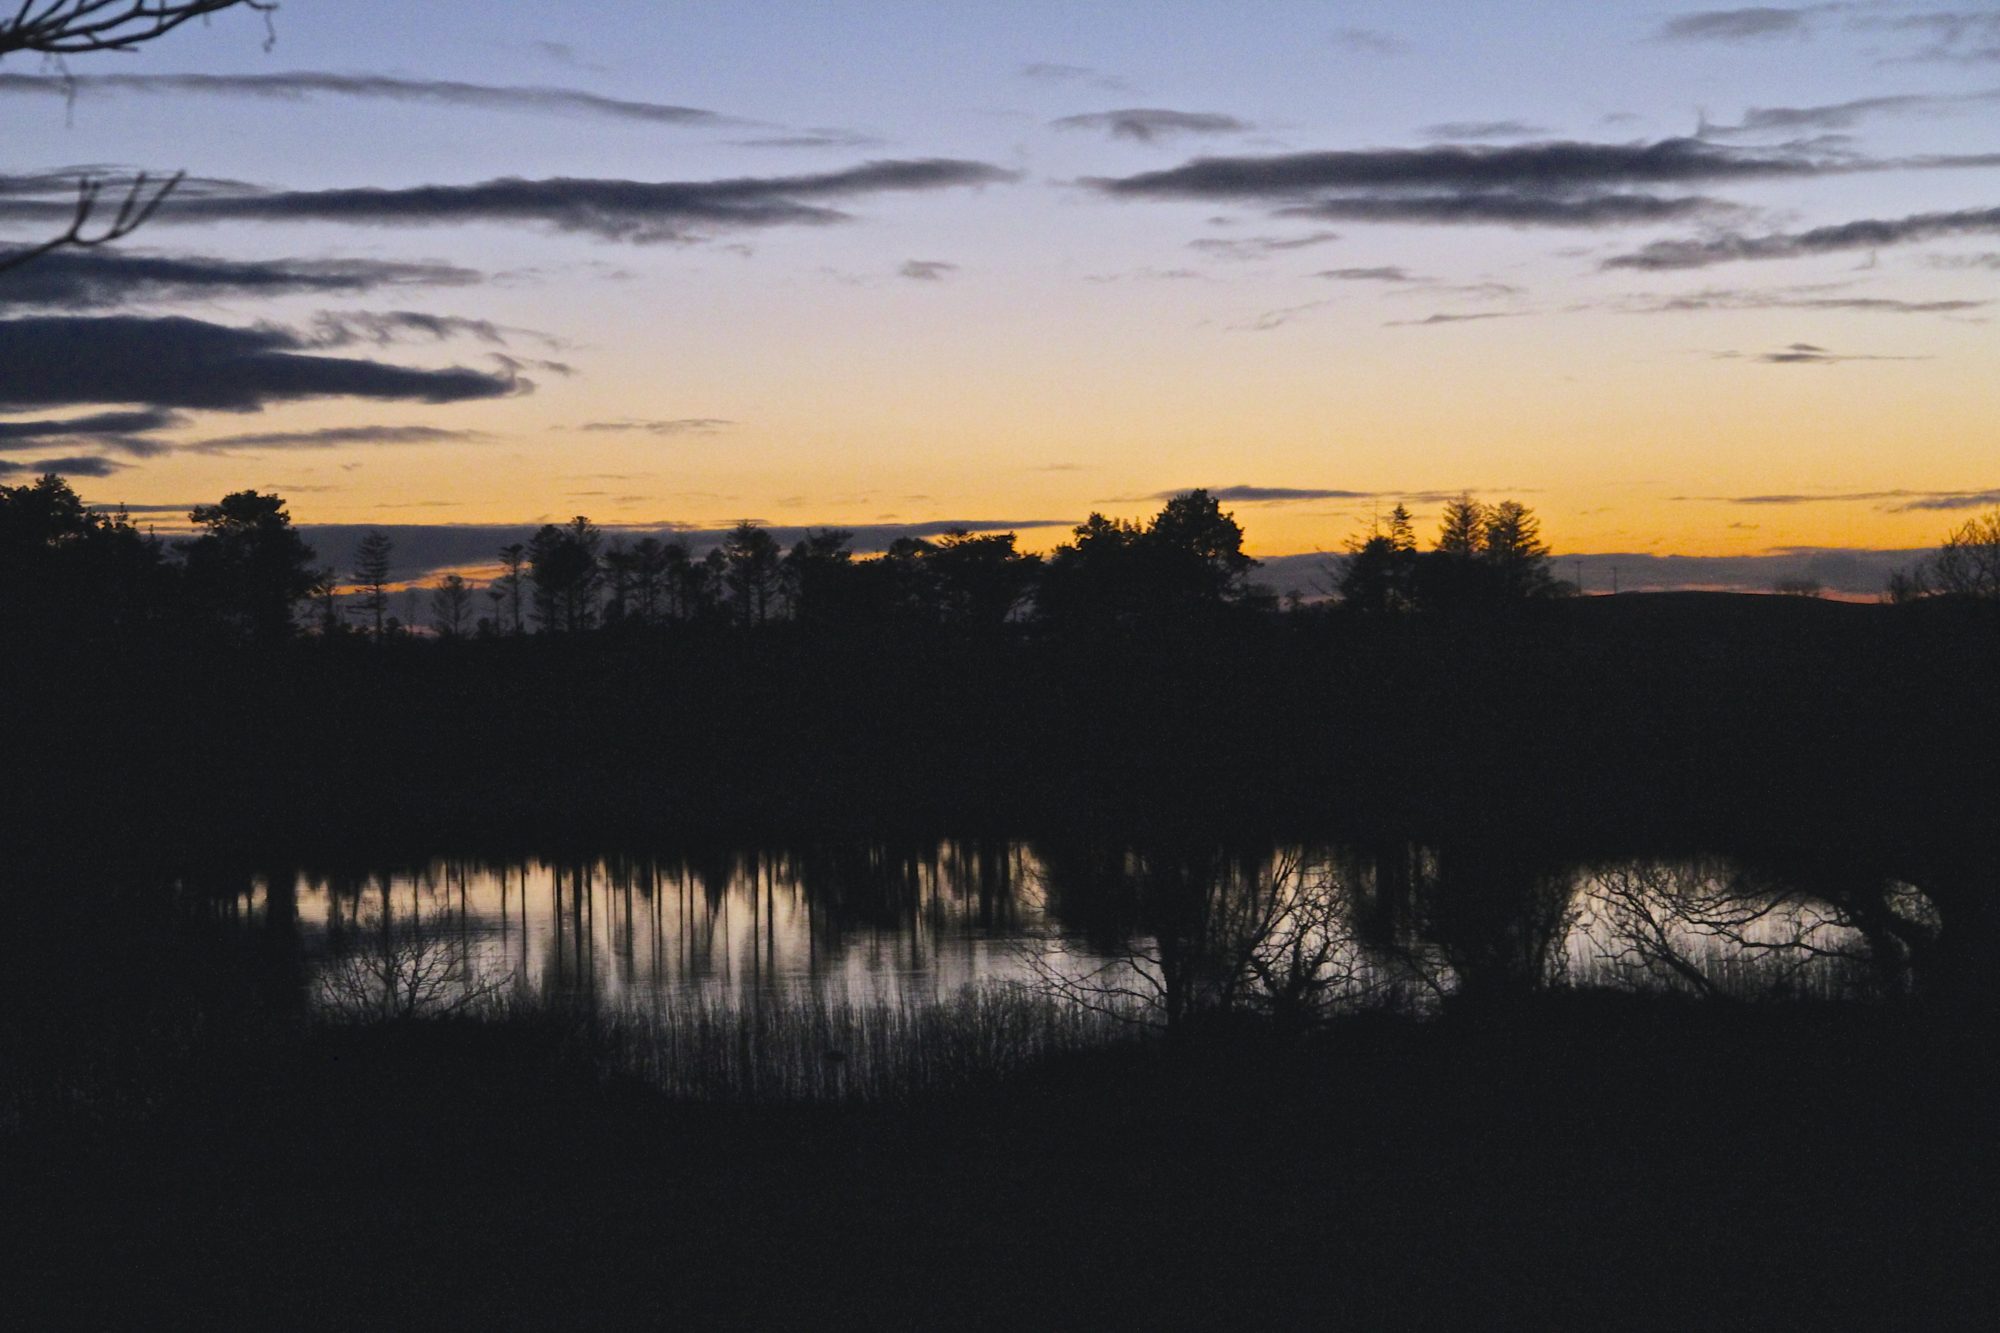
top-left (780, 528), bottom-right (860, 626)
top-left (350, 530), bottom-right (393, 638)
top-left (599, 538), bottom-right (636, 628)
top-left (0, 472), bottom-right (161, 632)
top-left (627, 536), bottom-right (674, 627)
top-left (1479, 500), bottom-right (1560, 600)
top-left (1337, 503), bottom-right (1419, 614)
top-left (721, 521), bottom-right (782, 627)
top-left (1145, 488), bottom-right (1258, 611)
top-left (1910, 508), bottom-right (2000, 601)
top-left (1351, 496), bottom-right (1565, 613)
top-left (527, 517), bottom-right (602, 632)
top-left (489, 543), bottom-right (528, 634)
top-left (1038, 491), bottom-right (1258, 629)
top-left (1035, 512), bottom-right (1142, 629)
top-left (181, 490), bottom-right (316, 641)
top-left (429, 574), bottom-right (473, 639)
top-left (926, 529), bottom-right (1040, 629)
top-left (1434, 494), bottom-right (1485, 556)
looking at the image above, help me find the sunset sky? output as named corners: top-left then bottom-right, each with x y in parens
top-left (3, 1), bottom-right (1997, 590)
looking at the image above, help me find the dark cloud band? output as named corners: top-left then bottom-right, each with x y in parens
top-left (0, 407), bottom-right (183, 440)
top-left (0, 454), bottom-right (124, 478)
top-left (0, 315), bottom-right (525, 411)
top-left (1095, 138), bottom-right (1826, 199)
top-left (115, 159), bottom-right (1021, 243)
top-left (0, 250), bottom-right (479, 310)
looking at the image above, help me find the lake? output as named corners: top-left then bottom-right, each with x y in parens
top-left (227, 842), bottom-right (1911, 1029)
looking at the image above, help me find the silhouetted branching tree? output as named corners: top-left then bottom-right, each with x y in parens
top-left (350, 529), bottom-right (393, 638)
top-left (528, 517), bottom-right (602, 632)
top-left (721, 520), bottom-right (782, 627)
top-left (0, 2), bottom-right (276, 272)
top-left (1896, 508), bottom-right (2000, 601)
top-left (430, 573), bottom-right (472, 638)
top-left (1037, 490), bottom-right (1259, 629)
top-left (1337, 503), bottom-right (1419, 614)
top-left (1342, 495), bottom-right (1565, 613)
top-left (180, 490), bottom-right (316, 641)
top-left (0, 472), bottom-right (161, 632)
top-left (489, 543), bottom-right (527, 633)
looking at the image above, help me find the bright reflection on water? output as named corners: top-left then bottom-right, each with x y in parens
top-left (280, 848), bottom-right (1060, 1013)
top-left (238, 844), bottom-right (1917, 1023)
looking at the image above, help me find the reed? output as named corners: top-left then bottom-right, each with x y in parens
top-left (583, 981), bottom-right (1142, 1103)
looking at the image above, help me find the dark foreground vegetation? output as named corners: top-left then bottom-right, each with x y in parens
top-left (6, 986), bottom-right (1993, 1328)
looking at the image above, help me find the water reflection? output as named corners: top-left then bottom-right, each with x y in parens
top-left (207, 841), bottom-right (1938, 1023)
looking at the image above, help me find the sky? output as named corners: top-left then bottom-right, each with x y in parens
top-left (3, 1), bottom-right (1997, 591)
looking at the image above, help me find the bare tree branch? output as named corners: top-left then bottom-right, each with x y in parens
top-left (0, 1), bottom-right (274, 58)
top-left (0, 171), bottom-right (179, 273)
top-left (1, 2), bottom-right (274, 270)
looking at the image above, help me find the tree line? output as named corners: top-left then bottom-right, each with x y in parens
top-left (7, 470), bottom-right (1998, 644)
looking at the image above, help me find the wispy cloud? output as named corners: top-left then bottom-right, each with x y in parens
top-left (186, 425), bottom-right (486, 454)
top-left (1187, 230), bottom-right (1343, 259)
top-left (1384, 311), bottom-right (1526, 327)
top-left (0, 161), bottom-right (1019, 245)
top-left (1330, 28), bottom-right (1410, 56)
top-left (1237, 299), bottom-right (1334, 332)
top-left (1144, 484), bottom-right (1484, 505)
top-left (1606, 204), bottom-right (2000, 268)
top-left (1699, 88), bottom-right (2000, 136)
top-left (1618, 286), bottom-right (1988, 314)
top-left (1867, 9), bottom-right (2000, 64)
top-left (1155, 485), bottom-right (1373, 502)
top-left (898, 259), bottom-right (958, 281)
top-left (0, 71), bottom-right (732, 126)
top-left (578, 418), bottom-right (734, 436)
top-left (1680, 486), bottom-right (2000, 510)
top-left (304, 310), bottom-right (535, 349)
top-left (1018, 62), bottom-right (1130, 92)
top-left (1052, 109), bottom-right (1253, 143)
top-left (730, 129), bottom-right (887, 150)
top-left (1422, 120), bottom-right (1550, 140)
top-left (1316, 266), bottom-right (1420, 282)
top-left (1653, 8), bottom-right (1821, 43)
top-left (1712, 341), bottom-right (1927, 364)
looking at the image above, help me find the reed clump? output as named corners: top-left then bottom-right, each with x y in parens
top-left (586, 982), bottom-right (1141, 1103)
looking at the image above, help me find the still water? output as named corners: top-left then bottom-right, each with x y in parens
top-left (220, 842), bottom-right (1919, 1022)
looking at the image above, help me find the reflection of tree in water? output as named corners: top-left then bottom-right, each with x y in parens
top-left (1581, 858), bottom-right (1887, 999)
top-left (315, 893), bottom-right (506, 1023)
top-left (256, 836), bottom-right (1986, 1026)
top-left (1026, 842), bottom-right (1379, 1033)
top-left (1422, 845), bottom-right (1580, 1005)
top-left (1338, 843), bottom-right (1579, 1006)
